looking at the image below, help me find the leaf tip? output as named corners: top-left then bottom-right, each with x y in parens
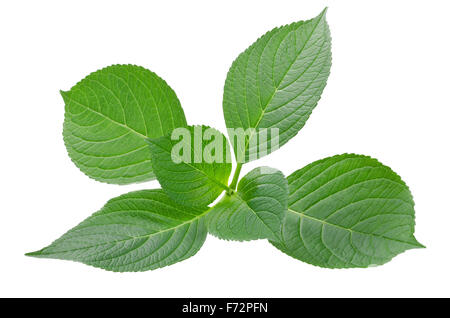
top-left (415, 241), bottom-right (426, 249)
top-left (410, 236), bottom-right (425, 249)
top-left (316, 7), bottom-right (328, 19)
top-left (25, 250), bottom-right (41, 257)
top-left (59, 90), bottom-right (69, 102)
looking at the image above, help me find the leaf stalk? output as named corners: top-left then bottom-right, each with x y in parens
top-left (229, 163), bottom-right (243, 191)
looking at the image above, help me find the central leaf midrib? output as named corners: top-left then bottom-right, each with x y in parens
top-left (67, 96), bottom-right (148, 140)
top-left (241, 14), bottom-right (325, 157)
top-left (288, 208), bottom-right (417, 246)
top-left (36, 208), bottom-right (211, 256)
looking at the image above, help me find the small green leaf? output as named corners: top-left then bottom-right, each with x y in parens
top-left (208, 167), bottom-right (288, 241)
top-left (271, 154), bottom-right (424, 268)
top-left (62, 64), bottom-right (187, 184)
top-left (147, 125), bottom-right (232, 207)
top-left (26, 190), bottom-right (208, 272)
top-left (223, 8), bottom-right (331, 163)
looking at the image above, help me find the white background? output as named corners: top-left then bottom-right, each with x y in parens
top-left (1, 0), bottom-right (449, 297)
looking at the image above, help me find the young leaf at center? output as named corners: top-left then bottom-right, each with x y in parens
top-left (147, 125), bottom-right (232, 207)
top-left (26, 189), bottom-right (209, 272)
top-left (207, 167), bottom-right (288, 241)
top-left (270, 154), bottom-right (424, 268)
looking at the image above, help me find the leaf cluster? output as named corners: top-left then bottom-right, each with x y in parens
top-left (27, 8), bottom-right (423, 271)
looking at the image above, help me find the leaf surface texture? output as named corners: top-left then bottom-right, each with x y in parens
top-left (271, 154), bottom-right (423, 268)
top-left (62, 64), bottom-right (187, 184)
top-left (27, 190), bottom-right (208, 272)
top-left (208, 167), bottom-right (288, 241)
top-left (147, 125), bottom-right (232, 207)
top-left (223, 9), bottom-right (331, 162)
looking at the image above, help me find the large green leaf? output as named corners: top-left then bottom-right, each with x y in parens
top-left (271, 154), bottom-right (424, 268)
top-left (147, 125), bottom-right (232, 207)
top-left (208, 167), bottom-right (288, 241)
top-left (62, 64), bottom-right (187, 184)
top-left (223, 8), bottom-right (331, 163)
top-left (26, 190), bottom-right (208, 272)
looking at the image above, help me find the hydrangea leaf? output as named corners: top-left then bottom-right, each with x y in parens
top-left (223, 8), bottom-right (331, 163)
top-left (62, 64), bottom-right (187, 184)
top-left (147, 125), bottom-right (232, 207)
top-left (208, 167), bottom-right (288, 241)
top-left (26, 190), bottom-right (208, 272)
top-left (271, 154), bottom-right (424, 268)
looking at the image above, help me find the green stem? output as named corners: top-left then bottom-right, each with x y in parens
top-left (229, 163), bottom-right (243, 191)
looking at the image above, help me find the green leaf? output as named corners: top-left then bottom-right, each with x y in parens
top-left (62, 64), bottom-right (187, 184)
top-left (207, 167), bottom-right (288, 241)
top-left (223, 8), bottom-right (331, 163)
top-left (271, 154), bottom-right (424, 268)
top-left (147, 125), bottom-right (232, 207)
top-left (26, 189), bottom-right (208, 272)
